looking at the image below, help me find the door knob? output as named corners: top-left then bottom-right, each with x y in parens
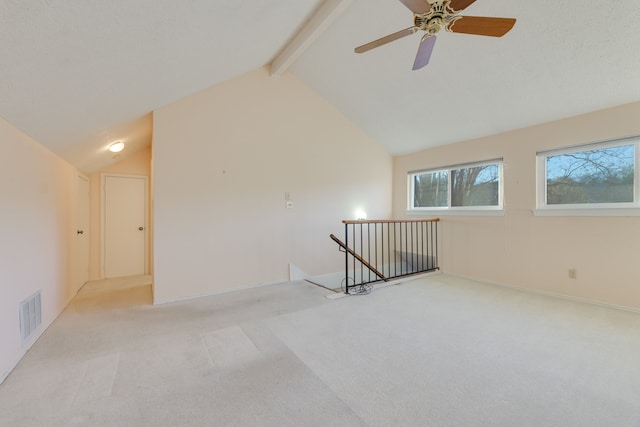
top-left (77, 230), bottom-right (84, 235)
top-left (138, 227), bottom-right (144, 231)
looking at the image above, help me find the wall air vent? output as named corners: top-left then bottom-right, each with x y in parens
top-left (19, 291), bottom-right (42, 344)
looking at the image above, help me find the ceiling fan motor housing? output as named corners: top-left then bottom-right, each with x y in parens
top-left (414, 0), bottom-right (458, 34)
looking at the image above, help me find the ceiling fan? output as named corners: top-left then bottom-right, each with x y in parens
top-left (355, 0), bottom-right (516, 70)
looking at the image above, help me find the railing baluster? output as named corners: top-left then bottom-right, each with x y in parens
top-left (420, 220), bottom-right (424, 271)
top-left (419, 221), bottom-right (422, 271)
top-left (352, 224), bottom-right (355, 290)
top-left (430, 225), bottom-right (438, 268)
top-left (367, 223), bottom-right (371, 284)
top-left (387, 223), bottom-right (391, 278)
top-left (345, 223), bottom-right (349, 294)
top-left (360, 224), bottom-right (363, 286)
top-left (399, 223), bottom-right (403, 276)
top-left (428, 220), bottom-right (433, 270)
top-left (381, 223), bottom-right (385, 277)
top-left (426, 221), bottom-right (430, 270)
top-left (374, 223), bottom-right (378, 279)
top-left (405, 222), bottom-right (409, 275)
top-left (434, 220), bottom-right (438, 270)
top-left (429, 221), bottom-right (433, 270)
top-left (411, 222), bottom-right (415, 274)
top-left (394, 222), bottom-right (398, 277)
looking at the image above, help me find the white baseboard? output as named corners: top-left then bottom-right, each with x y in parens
top-left (1, 350), bottom-right (27, 385)
top-left (306, 272), bottom-right (343, 290)
top-left (154, 280), bottom-right (288, 305)
top-left (446, 273), bottom-right (640, 314)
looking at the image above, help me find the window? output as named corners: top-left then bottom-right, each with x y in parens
top-left (537, 137), bottom-right (639, 212)
top-left (412, 169), bottom-right (449, 208)
top-left (409, 160), bottom-right (503, 211)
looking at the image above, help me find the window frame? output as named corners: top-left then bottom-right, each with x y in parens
top-left (535, 136), bottom-right (640, 215)
top-left (408, 159), bottom-right (504, 215)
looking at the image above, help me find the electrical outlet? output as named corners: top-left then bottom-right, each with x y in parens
top-left (568, 268), bottom-right (577, 279)
top-left (285, 201), bottom-right (293, 209)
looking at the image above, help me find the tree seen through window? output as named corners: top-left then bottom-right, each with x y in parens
top-left (546, 145), bottom-right (634, 205)
top-left (412, 162), bottom-right (501, 208)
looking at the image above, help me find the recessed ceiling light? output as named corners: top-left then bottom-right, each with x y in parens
top-left (108, 141), bottom-right (125, 153)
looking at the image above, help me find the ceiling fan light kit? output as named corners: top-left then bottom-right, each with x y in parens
top-left (355, 0), bottom-right (516, 70)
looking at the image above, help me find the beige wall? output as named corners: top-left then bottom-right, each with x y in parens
top-left (88, 147), bottom-right (152, 280)
top-left (393, 101), bottom-right (640, 309)
top-left (0, 116), bottom-right (77, 382)
top-left (153, 67), bottom-right (392, 303)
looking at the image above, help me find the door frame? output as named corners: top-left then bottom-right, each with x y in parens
top-left (74, 173), bottom-right (90, 292)
top-left (101, 173), bottom-right (149, 278)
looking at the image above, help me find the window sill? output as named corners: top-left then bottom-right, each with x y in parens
top-left (407, 209), bottom-right (504, 217)
top-left (533, 208), bottom-right (640, 217)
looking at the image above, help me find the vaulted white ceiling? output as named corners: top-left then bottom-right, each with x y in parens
top-left (1, 0), bottom-right (639, 172)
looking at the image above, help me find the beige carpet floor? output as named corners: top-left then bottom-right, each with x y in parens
top-left (1, 274), bottom-right (640, 426)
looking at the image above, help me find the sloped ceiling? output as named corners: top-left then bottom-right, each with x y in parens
top-left (0, 0), bottom-right (324, 172)
top-left (1, 0), bottom-right (639, 172)
top-left (291, 0), bottom-right (640, 154)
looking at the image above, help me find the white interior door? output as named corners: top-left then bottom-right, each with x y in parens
top-left (104, 175), bottom-right (146, 278)
top-left (73, 175), bottom-right (90, 291)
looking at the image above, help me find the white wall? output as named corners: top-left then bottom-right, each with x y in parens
top-left (0, 116), bottom-right (77, 383)
top-left (393, 101), bottom-right (640, 310)
top-left (153, 67), bottom-right (392, 303)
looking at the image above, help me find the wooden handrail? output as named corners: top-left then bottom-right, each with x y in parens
top-left (329, 234), bottom-right (388, 282)
top-left (342, 218), bottom-right (440, 225)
